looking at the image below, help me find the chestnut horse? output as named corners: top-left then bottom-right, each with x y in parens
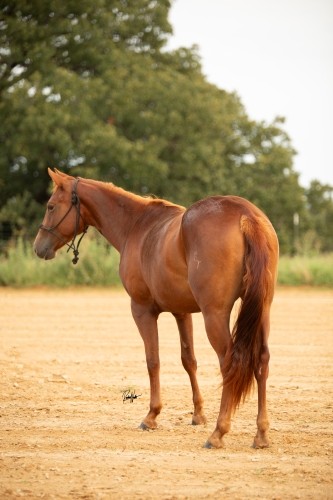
top-left (34, 168), bottom-right (279, 449)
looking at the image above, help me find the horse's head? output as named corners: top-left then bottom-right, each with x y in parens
top-left (33, 168), bottom-right (87, 263)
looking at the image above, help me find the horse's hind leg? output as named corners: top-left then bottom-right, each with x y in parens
top-left (253, 310), bottom-right (271, 448)
top-left (173, 313), bottom-right (206, 425)
top-left (201, 311), bottom-right (234, 448)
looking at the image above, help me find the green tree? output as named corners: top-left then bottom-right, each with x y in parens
top-left (221, 116), bottom-right (304, 253)
top-left (0, 0), bottom-right (172, 94)
top-left (1, 0), bottom-right (329, 256)
top-left (304, 181), bottom-right (333, 252)
top-left (0, 0), bottom-right (172, 238)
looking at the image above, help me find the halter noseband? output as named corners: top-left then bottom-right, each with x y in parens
top-left (39, 177), bottom-right (88, 264)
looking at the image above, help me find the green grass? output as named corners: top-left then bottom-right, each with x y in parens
top-left (278, 254), bottom-right (333, 287)
top-left (0, 235), bottom-right (121, 287)
top-left (0, 237), bottom-right (332, 287)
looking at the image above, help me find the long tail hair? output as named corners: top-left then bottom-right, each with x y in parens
top-left (223, 213), bottom-right (277, 410)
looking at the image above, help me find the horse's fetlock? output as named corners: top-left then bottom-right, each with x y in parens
top-left (257, 416), bottom-right (269, 432)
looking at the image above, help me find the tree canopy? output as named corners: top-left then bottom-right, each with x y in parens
top-left (1, 0), bottom-right (332, 254)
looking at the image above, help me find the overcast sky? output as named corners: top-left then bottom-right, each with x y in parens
top-left (167, 0), bottom-right (333, 188)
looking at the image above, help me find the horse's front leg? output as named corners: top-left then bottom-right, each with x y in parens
top-left (131, 300), bottom-right (162, 430)
top-left (173, 312), bottom-right (206, 425)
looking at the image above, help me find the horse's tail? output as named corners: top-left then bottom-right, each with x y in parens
top-left (223, 212), bottom-right (278, 410)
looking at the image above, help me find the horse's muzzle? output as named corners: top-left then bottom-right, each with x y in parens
top-left (33, 235), bottom-right (56, 260)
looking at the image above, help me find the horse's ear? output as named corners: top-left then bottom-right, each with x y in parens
top-left (54, 168), bottom-right (69, 177)
top-left (48, 168), bottom-right (64, 187)
top-left (54, 168), bottom-right (75, 180)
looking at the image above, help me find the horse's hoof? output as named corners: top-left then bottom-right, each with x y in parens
top-left (192, 414), bottom-right (207, 426)
top-left (139, 422), bottom-right (150, 431)
top-left (203, 438), bottom-right (224, 449)
top-left (252, 436), bottom-right (270, 449)
top-left (139, 421), bottom-right (157, 431)
top-left (252, 441), bottom-right (269, 449)
top-left (203, 440), bottom-right (213, 449)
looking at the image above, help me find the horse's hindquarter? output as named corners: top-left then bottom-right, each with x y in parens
top-left (119, 204), bottom-right (199, 313)
top-left (181, 197), bottom-right (247, 310)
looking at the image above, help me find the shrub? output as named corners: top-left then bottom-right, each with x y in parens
top-left (0, 233), bottom-right (121, 287)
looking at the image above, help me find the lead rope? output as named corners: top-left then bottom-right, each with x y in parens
top-left (69, 228), bottom-right (88, 264)
top-left (66, 178), bottom-right (88, 265)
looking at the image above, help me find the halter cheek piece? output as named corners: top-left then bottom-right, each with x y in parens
top-left (39, 177), bottom-right (88, 265)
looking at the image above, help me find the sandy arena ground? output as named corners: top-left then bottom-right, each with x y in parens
top-left (0, 286), bottom-right (332, 499)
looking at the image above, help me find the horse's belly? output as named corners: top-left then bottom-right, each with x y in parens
top-left (149, 276), bottom-right (200, 313)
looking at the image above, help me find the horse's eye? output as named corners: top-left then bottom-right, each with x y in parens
top-left (47, 204), bottom-right (55, 212)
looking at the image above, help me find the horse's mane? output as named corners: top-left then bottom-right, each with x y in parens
top-left (54, 169), bottom-right (183, 210)
top-left (82, 177), bottom-right (184, 210)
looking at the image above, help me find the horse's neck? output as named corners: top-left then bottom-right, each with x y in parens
top-left (79, 180), bottom-right (148, 251)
